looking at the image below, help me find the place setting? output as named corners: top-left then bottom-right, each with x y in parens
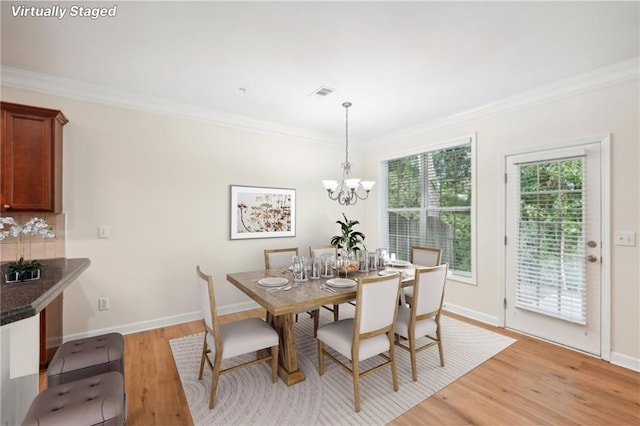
top-left (257, 277), bottom-right (289, 287)
top-left (324, 278), bottom-right (356, 289)
top-left (379, 269), bottom-right (415, 281)
top-left (256, 276), bottom-right (293, 294)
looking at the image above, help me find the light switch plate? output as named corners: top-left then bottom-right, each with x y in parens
top-left (614, 231), bottom-right (636, 246)
top-left (98, 225), bottom-right (110, 239)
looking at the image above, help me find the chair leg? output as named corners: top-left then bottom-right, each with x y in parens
top-left (198, 334), bottom-right (208, 380)
top-left (352, 359), bottom-right (361, 413)
top-left (409, 330), bottom-right (418, 382)
top-left (209, 352), bottom-right (223, 409)
top-left (390, 333), bottom-right (399, 391)
top-left (333, 304), bottom-right (339, 322)
top-left (317, 340), bottom-right (325, 375)
top-left (313, 309), bottom-right (320, 337)
top-left (436, 323), bottom-right (445, 367)
top-left (271, 345), bottom-right (279, 383)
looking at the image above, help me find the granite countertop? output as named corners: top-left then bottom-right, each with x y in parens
top-left (1, 257), bottom-right (91, 326)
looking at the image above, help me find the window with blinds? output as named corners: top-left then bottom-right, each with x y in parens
top-left (384, 141), bottom-right (473, 278)
top-left (514, 158), bottom-right (587, 324)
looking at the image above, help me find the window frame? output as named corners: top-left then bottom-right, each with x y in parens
top-left (379, 134), bottom-right (477, 285)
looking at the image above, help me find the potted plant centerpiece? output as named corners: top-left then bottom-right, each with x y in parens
top-left (1, 217), bottom-right (55, 283)
top-left (330, 213), bottom-right (367, 275)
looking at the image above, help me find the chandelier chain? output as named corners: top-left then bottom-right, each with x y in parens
top-left (344, 101), bottom-right (350, 172)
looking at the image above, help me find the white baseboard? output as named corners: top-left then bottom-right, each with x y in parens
top-left (63, 301), bottom-right (640, 374)
top-left (610, 351), bottom-right (640, 372)
top-left (442, 302), bottom-right (500, 327)
top-left (62, 301), bottom-right (260, 342)
top-left (443, 303), bottom-right (640, 373)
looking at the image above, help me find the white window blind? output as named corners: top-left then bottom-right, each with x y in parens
top-left (514, 157), bottom-right (587, 324)
top-left (384, 141), bottom-right (473, 278)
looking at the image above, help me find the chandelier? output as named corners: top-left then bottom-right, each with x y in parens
top-left (321, 102), bottom-right (375, 206)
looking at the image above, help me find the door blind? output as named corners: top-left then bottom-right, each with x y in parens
top-left (514, 157), bottom-right (587, 324)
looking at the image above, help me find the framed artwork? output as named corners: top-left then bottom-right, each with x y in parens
top-left (230, 185), bottom-right (296, 240)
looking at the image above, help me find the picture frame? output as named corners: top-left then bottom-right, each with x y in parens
top-left (230, 185), bottom-right (296, 240)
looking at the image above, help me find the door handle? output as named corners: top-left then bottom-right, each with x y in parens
top-left (587, 255), bottom-right (599, 263)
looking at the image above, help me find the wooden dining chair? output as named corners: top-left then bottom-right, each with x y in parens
top-left (196, 266), bottom-right (279, 409)
top-left (309, 245), bottom-right (342, 322)
top-left (264, 248), bottom-right (320, 334)
top-left (404, 246), bottom-right (443, 305)
top-left (316, 273), bottom-right (402, 413)
top-left (410, 245), bottom-right (442, 266)
top-left (395, 263), bottom-right (448, 381)
top-left (309, 245), bottom-right (336, 263)
top-left (264, 247), bottom-right (298, 269)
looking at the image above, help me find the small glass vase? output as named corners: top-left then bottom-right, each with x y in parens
top-left (337, 249), bottom-right (358, 278)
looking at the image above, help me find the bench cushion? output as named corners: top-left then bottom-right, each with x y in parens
top-left (23, 371), bottom-right (125, 426)
top-left (47, 333), bottom-right (124, 387)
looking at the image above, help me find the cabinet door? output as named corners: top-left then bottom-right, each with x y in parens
top-left (1, 103), bottom-right (67, 212)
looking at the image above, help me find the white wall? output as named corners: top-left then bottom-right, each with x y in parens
top-left (365, 79), bottom-right (639, 366)
top-left (1, 86), bottom-right (369, 335)
top-left (2, 76), bottom-right (638, 368)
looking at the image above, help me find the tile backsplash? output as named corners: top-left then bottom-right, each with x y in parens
top-left (1, 213), bottom-right (66, 263)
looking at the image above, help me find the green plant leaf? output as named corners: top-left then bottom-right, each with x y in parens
top-left (3, 256), bottom-right (44, 275)
top-left (329, 213), bottom-right (367, 252)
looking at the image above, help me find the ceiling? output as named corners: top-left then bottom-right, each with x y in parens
top-left (1, 1), bottom-right (638, 147)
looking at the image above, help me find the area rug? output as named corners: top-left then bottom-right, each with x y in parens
top-left (169, 309), bottom-right (516, 426)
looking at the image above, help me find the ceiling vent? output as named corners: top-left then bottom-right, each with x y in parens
top-left (310, 86), bottom-right (336, 98)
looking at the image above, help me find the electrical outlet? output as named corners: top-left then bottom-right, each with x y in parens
top-left (98, 297), bottom-right (110, 311)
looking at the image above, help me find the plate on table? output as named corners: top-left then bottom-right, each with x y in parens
top-left (378, 270), bottom-right (401, 276)
top-left (387, 260), bottom-right (411, 267)
top-left (258, 277), bottom-right (289, 287)
top-left (326, 278), bottom-right (356, 288)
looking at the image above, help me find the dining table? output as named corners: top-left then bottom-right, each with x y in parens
top-left (226, 264), bottom-right (417, 386)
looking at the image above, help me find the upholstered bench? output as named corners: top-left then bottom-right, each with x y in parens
top-left (47, 332), bottom-right (125, 387)
top-left (22, 371), bottom-right (126, 426)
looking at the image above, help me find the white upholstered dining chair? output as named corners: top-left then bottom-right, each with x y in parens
top-left (309, 245), bottom-right (342, 322)
top-left (404, 246), bottom-right (442, 306)
top-left (410, 245), bottom-right (442, 267)
top-left (395, 263), bottom-right (448, 381)
top-left (264, 247), bottom-right (298, 270)
top-left (316, 273), bottom-right (402, 412)
top-left (264, 248), bottom-right (320, 334)
top-left (196, 266), bottom-right (279, 409)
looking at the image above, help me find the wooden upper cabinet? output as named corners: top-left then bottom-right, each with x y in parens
top-left (1, 102), bottom-right (68, 213)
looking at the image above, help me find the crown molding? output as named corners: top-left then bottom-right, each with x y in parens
top-left (0, 66), bottom-right (335, 145)
top-left (2, 57), bottom-right (638, 148)
top-left (370, 57), bottom-right (640, 146)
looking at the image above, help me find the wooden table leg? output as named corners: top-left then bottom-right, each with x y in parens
top-left (269, 313), bottom-right (305, 386)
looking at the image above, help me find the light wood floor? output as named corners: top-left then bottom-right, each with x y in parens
top-left (41, 309), bottom-right (640, 425)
